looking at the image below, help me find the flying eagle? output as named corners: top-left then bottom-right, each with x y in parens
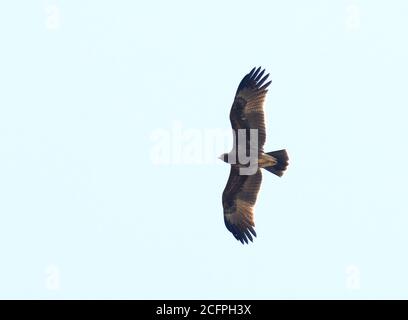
top-left (219, 67), bottom-right (289, 244)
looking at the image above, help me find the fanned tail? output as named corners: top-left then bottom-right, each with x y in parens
top-left (263, 149), bottom-right (289, 177)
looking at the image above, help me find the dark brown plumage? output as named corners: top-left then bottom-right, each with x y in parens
top-left (219, 67), bottom-right (289, 244)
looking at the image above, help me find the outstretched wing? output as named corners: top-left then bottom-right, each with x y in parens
top-left (229, 67), bottom-right (271, 152)
top-left (222, 167), bottom-right (262, 244)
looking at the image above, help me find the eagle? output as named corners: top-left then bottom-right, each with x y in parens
top-left (218, 67), bottom-right (289, 244)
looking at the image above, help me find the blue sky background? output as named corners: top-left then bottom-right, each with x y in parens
top-left (1, 0), bottom-right (407, 299)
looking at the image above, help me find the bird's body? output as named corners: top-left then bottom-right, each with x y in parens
top-left (219, 67), bottom-right (289, 244)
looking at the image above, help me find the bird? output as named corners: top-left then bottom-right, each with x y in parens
top-left (218, 67), bottom-right (289, 244)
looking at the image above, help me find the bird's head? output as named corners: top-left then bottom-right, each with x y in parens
top-left (218, 153), bottom-right (229, 163)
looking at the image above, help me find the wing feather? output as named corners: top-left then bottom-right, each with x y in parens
top-left (229, 67), bottom-right (271, 152)
top-left (222, 168), bottom-right (262, 244)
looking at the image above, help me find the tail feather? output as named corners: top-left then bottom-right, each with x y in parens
top-left (263, 149), bottom-right (289, 177)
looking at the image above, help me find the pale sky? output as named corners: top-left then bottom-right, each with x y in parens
top-left (0, 1), bottom-right (407, 299)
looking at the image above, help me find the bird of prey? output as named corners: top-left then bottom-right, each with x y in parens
top-left (218, 67), bottom-right (289, 244)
